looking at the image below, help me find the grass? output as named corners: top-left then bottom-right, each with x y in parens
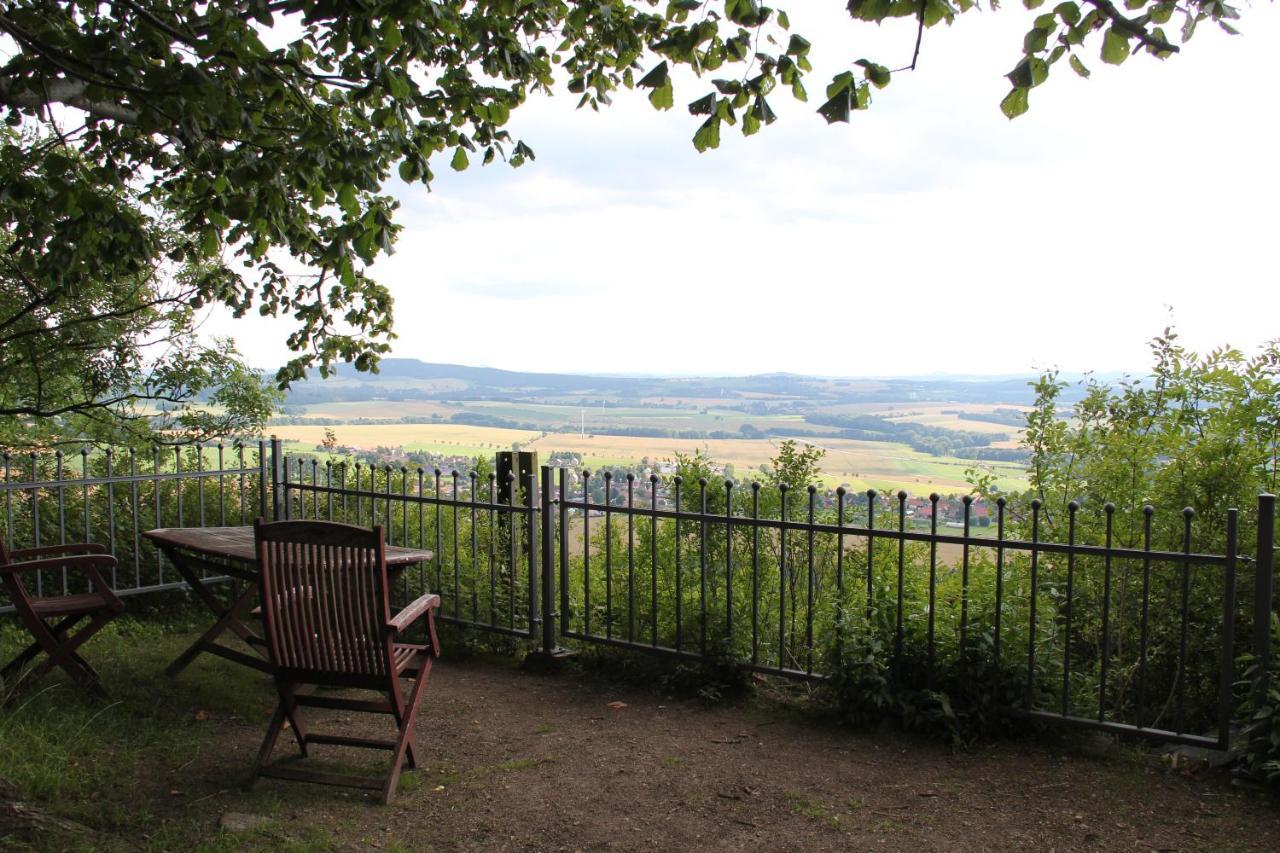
top-left (783, 791), bottom-right (842, 830)
top-left (0, 618), bottom-right (276, 849)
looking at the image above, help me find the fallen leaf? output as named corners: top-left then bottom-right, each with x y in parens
top-left (194, 709), bottom-right (210, 721)
top-left (607, 701), bottom-right (627, 710)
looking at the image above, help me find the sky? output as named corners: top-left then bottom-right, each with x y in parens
top-left (202, 5), bottom-right (1280, 378)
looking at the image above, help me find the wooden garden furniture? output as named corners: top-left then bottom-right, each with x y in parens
top-left (142, 525), bottom-right (431, 677)
top-left (249, 519), bottom-right (442, 803)
top-left (0, 542), bottom-right (125, 697)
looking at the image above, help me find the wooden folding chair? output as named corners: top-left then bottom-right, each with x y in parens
top-left (0, 542), bottom-right (124, 698)
top-left (250, 519), bottom-right (441, 804)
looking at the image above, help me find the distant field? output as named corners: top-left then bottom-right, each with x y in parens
top-left (272, 423), bottom-right (1028, 494)
top-left (293, 400), bottom-right (460, 420)
top-left (287, 399), bottom-right (834, 435)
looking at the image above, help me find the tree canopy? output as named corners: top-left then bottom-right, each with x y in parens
top-left (0, 0), bottom-right (1251, 426)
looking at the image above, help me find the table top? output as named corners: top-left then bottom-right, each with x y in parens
top-left (143, 525), bottom-right (434, 567)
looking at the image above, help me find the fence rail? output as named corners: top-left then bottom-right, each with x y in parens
top-left (2, 439), bottom-right (1275, 750)
top-left (1, 441), bottom-right (269, 606)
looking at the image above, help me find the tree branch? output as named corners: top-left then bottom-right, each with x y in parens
top-left (0, 77), bottom-right (140, 123)
top-left (1084, 0), bottom-right (1181, 53)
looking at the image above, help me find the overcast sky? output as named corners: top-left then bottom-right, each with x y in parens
top-left (203, 5), bottom-right (1280, 378)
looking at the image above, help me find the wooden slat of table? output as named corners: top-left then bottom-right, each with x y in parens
top-left (143, 526), bottom-right (434, 567)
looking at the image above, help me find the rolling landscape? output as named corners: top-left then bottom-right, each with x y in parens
top-left (268, 359), bottom-right (1060, 493)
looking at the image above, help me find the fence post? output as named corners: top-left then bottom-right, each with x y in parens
top-left (1255, 493), bottom-right (1276, 703)
top-left (539, 465), bottom-right (556, 654)
top-left (525, 465), bottom-right (573, 668)
top-left (270, 436), bottom-right (285, 521)
top-left (526, 463), bottom-right (539, 639)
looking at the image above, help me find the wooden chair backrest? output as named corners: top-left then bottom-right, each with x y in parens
top-left (254, 520), bottom-right (391, 678)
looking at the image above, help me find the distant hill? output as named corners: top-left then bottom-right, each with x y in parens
top-left (285, 358), bottom-right (1057, 407)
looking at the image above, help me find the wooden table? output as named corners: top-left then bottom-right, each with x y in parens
top-left (143, 526), bottom-right (433, 677)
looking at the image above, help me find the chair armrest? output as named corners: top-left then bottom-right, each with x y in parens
top-left (386, 593), bottom-right (440, 637)
top-left (1, 555), bottom-right (121, 603)
top-left (8, 542), bottom-right (108, 560)
top-left (1, 554), bottom-right (116, 574)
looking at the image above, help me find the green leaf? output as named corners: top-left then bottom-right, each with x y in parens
top-left (778, 10), bottom-right (790, 28)
top-left (380, 19), bottom-right (403, 50)
top-left (1006, 57), bottom-right (1048, 89)
top-left (855, 59), bottom-right (891, 89)
top-left (398, 158), bottom-right (418, 183)
top-left (1069, 54), bottom-right (1091, 78)
top-left (826, 71), bottom-right (854, 100)
top-left (817, 90), bottom-right (851, 124)
top-left (337, 183), bottom-right (358, 216)
top-left (1000, 87), bottom-right (1030, 119)
top-left (786, 34), bottom-right (811, 56)
top-left (450, 147), bottom-right (469, 171)
top-left (692, 116), bottom-right (721, 152)
top-left (649, 78), bottom-right (674, 110)
top-left (1054, 2), bottom-right (1080, 24)
top-left (1024, 27), bottom-right (1050, 54)
top-left (753, 96), bottom-right (777, 125)
top-left (1181, 14), bottom-right (1198, 42)
top-left (1101, 27), bottom-right (1131, 65)
top-left (1023, 0), bottom-right (1046, 8)
top-left (688, 93), bottom-right (717, 115)
top-left (637, 61), bottom-right (670, 88)
top-left (201, 228), bottom-right (220, 256)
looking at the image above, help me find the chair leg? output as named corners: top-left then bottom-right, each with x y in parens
top-left (37, 610), bottom-right (115, 690)
top-left (0, 614), bottom-right (85, 682)
top-left (278, 683), bottom-right (309, 756)
top-left (383, 659), bottom-right (433, 804)
top-left (387, 681), bottom-right (416, 770)
top-left (251, 701), bottom-right (288, 786)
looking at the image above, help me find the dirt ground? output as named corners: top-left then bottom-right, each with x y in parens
top-left (146, 655), bottom-right (1280, 852)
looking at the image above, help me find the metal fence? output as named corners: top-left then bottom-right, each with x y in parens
top-left (3, 438), bottom-right (1276, 750)
top-left (277, 453), bottom-right (540, 641)
top-left (551, 468), bottom-right (1272, 751)
top-left (1, 441), bottom-right (269, 607)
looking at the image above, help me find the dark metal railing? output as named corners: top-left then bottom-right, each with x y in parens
top-left (1, 441), bottom-right (269, 610)
top-left (3, 438), bottom-right (1276, 750)
top-left (278, 454), bottom-right (540, 641)
top-left (548, 467), bottom-right (1266, 749)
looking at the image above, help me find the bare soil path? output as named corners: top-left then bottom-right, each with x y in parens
top-left (158, 655), bottom-right (1280, 852)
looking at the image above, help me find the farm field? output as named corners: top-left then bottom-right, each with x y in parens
top-left (273, 423), bottom-right (1029, 493)
top-left (286, 399), bottom-right (834, 435)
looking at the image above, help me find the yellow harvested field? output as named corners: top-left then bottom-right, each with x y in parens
top-left (271, 423), bottom-right (1027, 494)
top-left (889, 414), bottom-right (1015, 435)
top-left (274, 423), bottom-right (541, 449)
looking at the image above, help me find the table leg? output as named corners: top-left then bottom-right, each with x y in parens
top-left (161, 546), bottom-right (271, 676)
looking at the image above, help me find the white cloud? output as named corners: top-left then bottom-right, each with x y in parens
top-left (202, 6), bottom-right (1280, 378)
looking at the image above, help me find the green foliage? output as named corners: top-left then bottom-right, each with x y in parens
top-left (1239, 616), bottom-right (1280, 785)
top-left (965, 330), bottom-right (1280, 755)
top-left (0, 205), bottom-right (280, 446)
top-left (979, 330), bottom-right (1280, 552)
top-left (1, 1), bottom-right (1253, 398)
top-left (999, 0), bottom-right (1245, 117)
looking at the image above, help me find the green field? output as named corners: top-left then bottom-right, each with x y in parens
top-left (289, 399), bottom-right (833, 435)
top-left (274, 423), bottom-right (1028, 494)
